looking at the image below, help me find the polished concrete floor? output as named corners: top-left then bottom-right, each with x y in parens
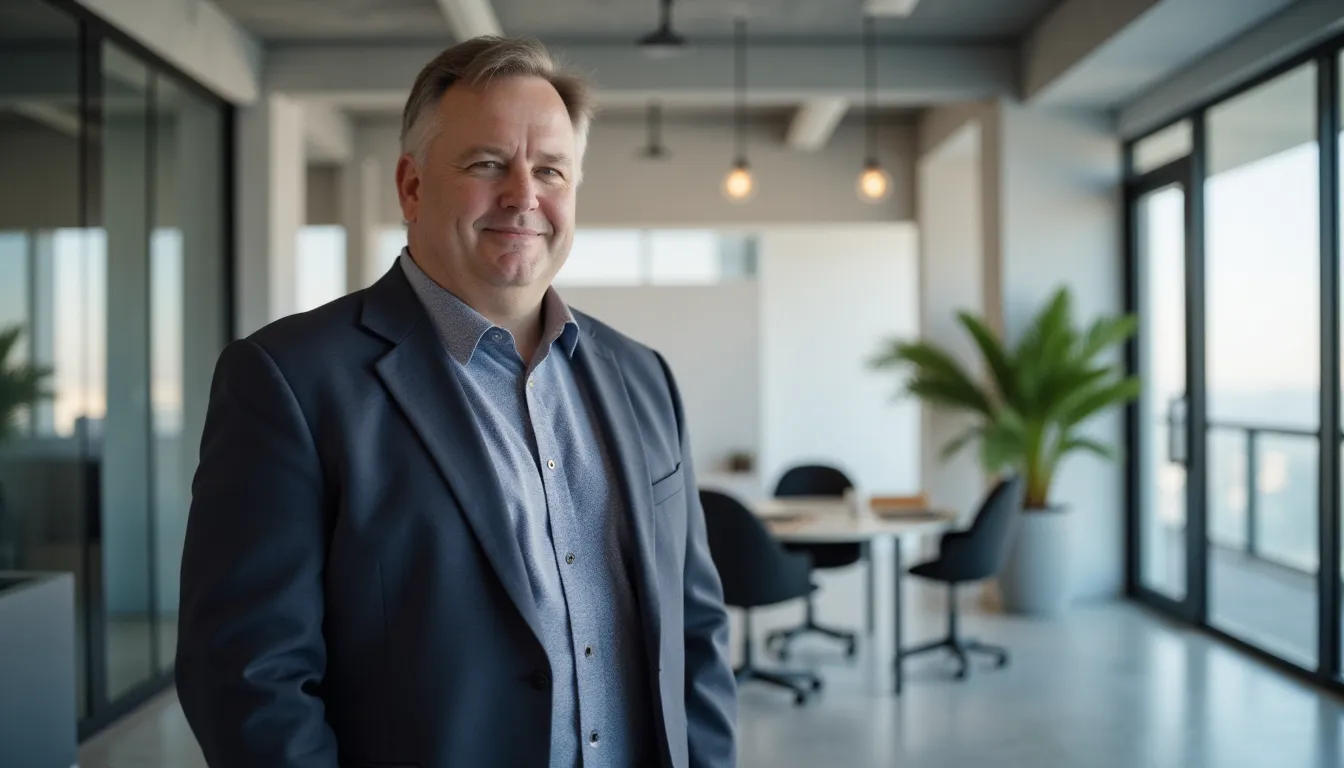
top-left (78, 566), bottom-right (1344, 768)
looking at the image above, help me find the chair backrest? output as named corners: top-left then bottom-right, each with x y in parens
top-left (949, 475), bottom-right (1026, 576)
top-left (700, 489), bottom-right (812, 608)
top-left (773, 464), bottom-right (854, 498)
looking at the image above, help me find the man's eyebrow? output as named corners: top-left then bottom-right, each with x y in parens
top-left (536, 152), bottom-right (573, 167)
top-left (457, 145), bottom-right (507, 161)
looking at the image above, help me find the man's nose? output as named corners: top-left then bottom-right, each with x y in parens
top-left (499, 167), bottom-right (539, 212)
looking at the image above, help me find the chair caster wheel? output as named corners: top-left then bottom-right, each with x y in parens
top-left (794, 691), bottom-right (808, 706)
top-left (954, 668), bottom-right (968, 680)
top-left (778, 648), bottom-right (791, 663)
top-left (996, 655), bottom-right (1009, 669)
top-left (810, 677), bottom-right (823, 691)
top-left (845, 638), bottom-right (858, 658)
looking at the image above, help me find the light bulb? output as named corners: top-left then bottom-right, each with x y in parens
top-left (857, 162), bottom-right (892, 203)
top-left (722, 161), bottom-right (755, 203)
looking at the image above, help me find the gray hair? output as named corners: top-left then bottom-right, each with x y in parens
top-left (400, 36), bottom-right (594, 181)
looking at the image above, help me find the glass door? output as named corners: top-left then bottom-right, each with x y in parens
top-left (1131, 158), bottom-right (1198, 614)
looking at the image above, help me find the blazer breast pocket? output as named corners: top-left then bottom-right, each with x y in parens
top-left (651, 464), bottom-right (685, 506)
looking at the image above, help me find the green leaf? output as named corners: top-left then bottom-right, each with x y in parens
top-left (872, 340), bottom-right (994, 416)
top-left (1078, 314), bottom-right (1139, 362)
top-left (0, 324), bottom-right (55, 442)
top-left (939, 426), bottom-right (983, 460)
top-left (1056, 436), bottom-right (1117, 462)
top-left (956, 313), bottom-right (1016, 402)
top-left (980, 422), bottom-right (1026, 473)
top-left (868, 286), bottom-right (1141, 507)
top-left (1057, 376), bottom-right (1143, 430)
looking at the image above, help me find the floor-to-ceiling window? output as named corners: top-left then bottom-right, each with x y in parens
top-left (1204, 62), bottom-right (1322, 667)
top-left (1127, 38), bottom-right (1344, 693)
top-left (0, 0), bottom-right (229, 737)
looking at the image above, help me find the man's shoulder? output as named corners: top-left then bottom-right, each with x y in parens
top-left (571, 308), bottom-right (662, 369)
top-left (242, 290), bottom-right (377, 375)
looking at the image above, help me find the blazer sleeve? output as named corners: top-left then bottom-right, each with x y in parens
top-left (655, 352), bottom-right (738, 768)
top-left (175, 338), bottom-right (339, 767)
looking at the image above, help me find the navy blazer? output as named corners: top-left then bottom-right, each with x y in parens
top-left (175, 264), bottom-right (738, 768)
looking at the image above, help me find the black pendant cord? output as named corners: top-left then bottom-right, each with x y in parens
top-left (864, 14), bottom-right (876, 167)
top-left (647, 101), bottom-right (663, 153)
top-left (734, 16), bottom-right (746, 166)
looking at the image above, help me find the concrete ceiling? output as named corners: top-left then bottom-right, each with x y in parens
top-left (213, 0), bottom-right (1061, 43)
top-left (191, 0), bottom-right (1331, 161)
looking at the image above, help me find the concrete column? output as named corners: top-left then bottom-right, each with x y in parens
top-left (917, 100), bottom-right (1124, 601)
top-left (343, 120), bottom-right (397, 291)
top-left (236, 92), bottom-right (305, 336)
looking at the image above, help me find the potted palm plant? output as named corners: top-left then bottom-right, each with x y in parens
top-left (870, 287), bottom-right (1140, 615)
top-left (0, 324), bottom-right (53, 570)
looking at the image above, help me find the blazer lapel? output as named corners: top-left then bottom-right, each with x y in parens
top-left (574, 335), bottom-right (664, 669)
top-left (362, 266), bottom-right (543, 644)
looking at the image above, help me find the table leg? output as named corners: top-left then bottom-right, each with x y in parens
top-left (892, 538), bottom-right (904, 695)
top-left (865, 542), bottom-right (875, 637)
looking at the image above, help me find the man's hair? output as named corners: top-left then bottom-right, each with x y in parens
top-left (400, 36), bottom-right (594, 181)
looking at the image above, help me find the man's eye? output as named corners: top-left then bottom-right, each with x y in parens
top-left (474, 161), bottom-right (504, 170)
top-left (537, 167), bottom-right (561, 178)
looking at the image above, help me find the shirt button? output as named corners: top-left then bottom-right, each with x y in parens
top-left (565, 552), bottom-right (576, 565)
top-left (527, 377), bottom-right (535, 388)
top-left (589, 731), bottom-right (600, 747)
top-left (547, 459), bottom-right (556, 470)
top-left (584, 645), bottom-right (593, 658)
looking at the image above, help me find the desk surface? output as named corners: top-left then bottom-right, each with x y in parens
top-left (750, 497), bottom-right (954, 543)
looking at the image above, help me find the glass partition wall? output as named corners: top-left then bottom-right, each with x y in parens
top-left (0, 0), bottom-right (230, 737)
top-left (1126, 38), bottom-right (1344, 692)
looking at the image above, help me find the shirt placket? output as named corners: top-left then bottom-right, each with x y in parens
top-left (525, 355), bottom-right (604, 762)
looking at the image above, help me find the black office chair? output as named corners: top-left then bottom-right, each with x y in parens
top-left (701, 489), bottom-right (823, 706)
top-left (764, 464), bottom-right (862, 661)
top-left (901, 475), bottom-right (1025, 680)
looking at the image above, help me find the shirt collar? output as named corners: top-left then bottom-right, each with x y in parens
top-left (399, 247), bottom-right (580, 365)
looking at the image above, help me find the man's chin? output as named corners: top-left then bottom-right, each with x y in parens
top-left (481, 249), bottom-right (548, 288)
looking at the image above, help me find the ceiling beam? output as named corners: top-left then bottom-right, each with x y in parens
top-left (434, 0), bottom-right (502, 40)
top-left (74, 0), bottom-right (261, 103)
top-left (1022, 0), bottom-right (1298, 109)
top-left (785, 98), bottom-right (848, 151)
top-left (301, 101), bottom-right (354, 163)
top-left (268, 41), bottom-right (1016, 111)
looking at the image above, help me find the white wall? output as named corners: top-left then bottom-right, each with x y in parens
top-left (758, 224), bottom-right (922, 496)
top-left (559, 283), bottom-right (760, 478)
top-left (996, 103), bottom-right (1125, 601)
top-left (580, 114), bottom-right (915, 226)
top-left (916, 123), bottom-right (988, 523)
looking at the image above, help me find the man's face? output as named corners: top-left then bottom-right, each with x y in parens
top-left (397, 76), bottom-right (577, 304)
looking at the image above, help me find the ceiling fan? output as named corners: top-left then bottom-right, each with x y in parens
top-left (637, 0), bottom-right (688, 58)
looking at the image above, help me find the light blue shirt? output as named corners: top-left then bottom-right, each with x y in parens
top-left (399, 250), bottom-right (653, 767)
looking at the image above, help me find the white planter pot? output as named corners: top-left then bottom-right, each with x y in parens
top-left (999, 504), bottom-right (1071, 617)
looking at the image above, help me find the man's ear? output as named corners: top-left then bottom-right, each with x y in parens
top-left (394, 153), bottom-right (421, 224)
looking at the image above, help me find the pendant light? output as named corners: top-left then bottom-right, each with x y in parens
top-left (857, 14), bottom-right (892, 203)
top-left (722, 16), bottom-right (754, 203)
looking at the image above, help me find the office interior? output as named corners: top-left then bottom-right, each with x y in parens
top-left (2, 0), bottom-right (1344, 766)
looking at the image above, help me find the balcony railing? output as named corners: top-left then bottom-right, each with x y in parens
top-left (1205, 420), bottom-right (1320, 576)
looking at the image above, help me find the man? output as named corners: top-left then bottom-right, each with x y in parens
top-left (176, 36), bottom-right (737, 768)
